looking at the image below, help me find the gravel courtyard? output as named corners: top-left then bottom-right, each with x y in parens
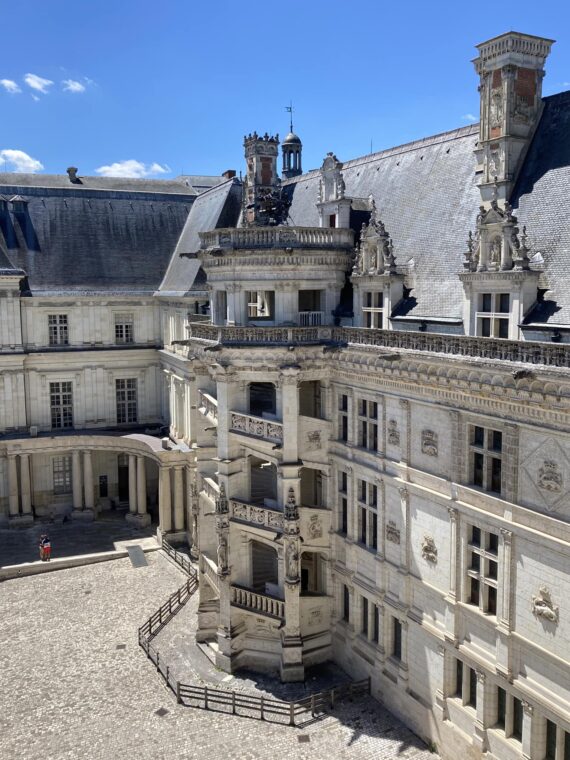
top-left (0, 551), bottom-right (437, 760)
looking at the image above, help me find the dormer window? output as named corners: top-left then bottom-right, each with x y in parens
top-left (477, 293), bottom-right (510, 338)
top-left (363, 292), bottom-right (384, 328)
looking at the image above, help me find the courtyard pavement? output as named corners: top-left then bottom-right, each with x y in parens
top-left (0, 550), bottom-right (438, 760)
top-left (0, 511), bottom-right (156, 567)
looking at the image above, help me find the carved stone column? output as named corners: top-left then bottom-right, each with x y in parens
top-left (7, 454), bottom-right (19, 517)
top-left (128, 454), bottom-right (137, 515)
top-left (280, 487), bottom-right (304, 682)
top-left (496, 528), bottom-right (514, 682)
top-left (444, 507), bottom-right (460, 645)
top-left (473, 669), bottom-right (491, 752)
top-left (215, 485), bottom-right (232, 673)
top-left (83, 451), bottom-right (94, 510)
top-left (158, 466), bottom-right (172, 534)
top-left (72, 450), bottom-right (95, 522)
top-left (173, 465), bottom-right (185, 532)
top-left (20, 454), bottom-right (32, 516)
top-left (72, 449), bottom-right (83, 511)
top-left (189, 481), bottom-right (199, 560)
top-left (280, 367), bottom-right (300, 463)
top-left (127, 456), bottom-right (150, 527)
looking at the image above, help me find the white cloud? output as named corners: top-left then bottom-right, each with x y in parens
top-left (24, 73), bottom-right (54, 94)
top-left (0, 79), bottom-right (21, 94)
top-left (462, 113), bottom-right (478, 123)
top-left (0, 149), bottom-right (44, 173)
top-left (62, 78), bottom-right (86, 93)
top-left (95, 160), bottom-right (171, 178)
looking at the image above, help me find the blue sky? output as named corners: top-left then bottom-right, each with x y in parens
top-left (1, 0), bottom-right (569, 178)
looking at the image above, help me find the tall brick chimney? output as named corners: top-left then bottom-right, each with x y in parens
top-left (473, 31), bottom-right (554, 206)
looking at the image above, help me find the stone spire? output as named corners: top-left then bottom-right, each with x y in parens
top-left (473, 31), bottom-right (554, 206)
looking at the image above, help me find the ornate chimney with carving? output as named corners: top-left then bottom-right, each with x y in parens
top-left (243, 132), bottom-right (289, 226)
top-left (473, 31), bottom-right (554, 206)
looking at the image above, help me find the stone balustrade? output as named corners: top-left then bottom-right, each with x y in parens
top-left (199, 226), bottom-right (354, 251)
top-left (298, 311), bottom-right (323, 327)
top-left (186, 321), bottom-right (570, 368)
top-left (231, 584), bottom-right (285, 620)
top-left (197, 390), bottom-right (218, 422)
top-left (230, 411), bottom-right (283, 444)
top-left (201, 475), bottom-right (220, 503)
top-left (229, 498), bottom-right (284, 531)
top-left (201, 554), bottom-right (220, 592)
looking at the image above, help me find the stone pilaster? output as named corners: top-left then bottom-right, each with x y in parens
top-left (215, 485), bottom-right (232, 673)
top-left (173, 465), bottom-right (185, 532)
top-left (280, 487), bottom-right (304, 682)
top-left (158, 466), bottom-right (172, 534)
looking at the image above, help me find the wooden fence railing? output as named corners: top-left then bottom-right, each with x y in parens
top-left (138, 540), bottom-right (371, 726)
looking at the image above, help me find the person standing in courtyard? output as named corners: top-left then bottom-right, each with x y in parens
top-left (38, 535), bottom-right (46, 561)
top-left (43, 535), bottom-right (51, 562)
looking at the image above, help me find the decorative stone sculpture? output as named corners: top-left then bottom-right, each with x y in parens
top-left (531, 586), bottom-right (559, 623)
top-left (386, 520), bottom-right (400, 544)
top-left (308, 514), bottom-right (323, 540)
top-left (538, 460), bottom-right (563, 493)
top-left (388, 419), bottom-right (400, 446)
top-left (285, 541), bottom-right (299, 582)
top-left (285, 487), bottom-right (299, 522)
top-left (421, 535), bottom-right (438, 563)
top-left (421, 429), bottom-right (438, 457)
top-left (217, 536), bottom-right (228, 574)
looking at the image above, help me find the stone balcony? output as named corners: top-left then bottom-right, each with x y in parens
top-left (229, 497), bottom-right (284, 532)
top-left (230, 411), bottom-right (283, 444)
top-left (197, 390), bottom-right (218, 424)
top-left (231, 583), bottom-right (285, 620)
top-left (199, 226), bottom-right (354, 252)
top-left (186, 322), bottom-right (570, 368)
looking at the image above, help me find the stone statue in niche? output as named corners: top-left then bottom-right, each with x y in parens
top-left (421, 429), bottom-right (438, 457)
top-left (388, 419), bottom-right (400, 446)
top-left (421, 535), bottom-right (438, 563)
top-left (538, 460), bottom-right (563, 493)
top-left (217, 536), bottom-right (228, 574)
top-left (285, 542), bottom-right (299, 582)
top-left (308, 514), bottom-right (323, 540)
top-left (490, 88), bottom-right (504, 127)
top-left (386, 520), bottom-right (400, 544)
top-left (489, 236), bottom-right (502, 268)
top-left (531, 586), bottom-right (559, 623)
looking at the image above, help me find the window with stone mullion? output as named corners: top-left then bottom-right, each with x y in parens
top-left (357, 398), bottom-right (378, 452)
top-left (50, 381), bottom-right (73, 429)
top-left (116, 378), bottom-right (138, 424)
top-left (466, 524), bottom-right (498, 615)
top-left (357, 478), bottom-right (378, 550)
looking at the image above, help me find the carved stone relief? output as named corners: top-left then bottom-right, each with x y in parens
top-left (388, 419), bottom-right (400, 446)
top-left (308, 514), bottom-right (323, 540)
top-left (538, 460), bottom-right (562, 493)
top-left (307, 608), bottom-right (323, 627)
top-left (421, 535), bottom-right (438, 563)
top-left (531, 586), bottom-right (559, 624)
top-left (490, 88), bottom-right (504, 127)
top-left (421, 429), bottom-right (438, 457)
top-left (386, 520), bottom-right (400, 545)
top-left (305, 430), bottom-right (322, 451)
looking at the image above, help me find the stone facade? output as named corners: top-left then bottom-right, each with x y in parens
top-left (1, 29), bottom-right (570, 760)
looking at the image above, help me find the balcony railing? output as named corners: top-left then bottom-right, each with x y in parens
top-left (198, 390), bottom-right (218, 422)
top-left (201, 476), bottom-right (220, 503)
top-left (229, 498), bottom-right (284, 531)
top-left (230, 411), bottom-right (283, 444)
top-left (298, 311), bottom-right (323, 327)
top-left (201, 554), bottom-right (220, 593)
top-left (186, 322), bottom-right (570, 368)
top-left (231, 584), bottom-right (285, 620)
top-left (199, 226), bottom-right (354, 251)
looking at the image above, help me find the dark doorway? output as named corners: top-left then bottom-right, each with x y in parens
top-left (118, 455), bottom-right (129, 503)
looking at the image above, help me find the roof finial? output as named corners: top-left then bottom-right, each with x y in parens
top-left (285, 101), bottom-right (294, 133)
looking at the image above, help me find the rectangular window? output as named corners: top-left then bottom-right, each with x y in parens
top-left (357, 479), bottom-right (378, 551)
top-left (545, 720), bottom-right (556, 760)
top-left (392, 617), bottom-right (402, 661)
top-left (512, 697), bottom-right (523, 741)
top-left (466, 524), bottom-right (499, 615)
top-left (338, 469), bottom-right (348, 536)
top-left (372, 605), bottom-right (380, 643)
top-left (246, 290), bottom-right (274, 319)
top-left (468, 667), bottom-right (477, 708)
top-left (48, 314), bottom-right (69, 346)
top-left (116, 378), bottom-right (138, 424)
top-left (362, 291), bottom-right (384, 329)
top-left (362, 597), bottom-right (369, 636)
top-left (114, 313), bottom-right (134, 344)
top-left (496, 686), bottom-right (506, 728)
top-left (52, 456), bottom-right (72, 494)
top-left (469, 424), bottom-right (503, 495)
top-left (338, 393), bottom-right (349, 442)
top-left (476, 293), bottom-right (510, 338)
top-left (343, 584), bottom-right (350, 622)
top-left (455, 659), bottom-right (463, 697)
top-left (357, 398), bottom-right (378, 452)
top-left (50, 381), bottom-right (73, 429)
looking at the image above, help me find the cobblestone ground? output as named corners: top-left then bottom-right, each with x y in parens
top-left (0, 512), bottom-right (155, 566)
top-left (0, 552), bottom-right (438, 760)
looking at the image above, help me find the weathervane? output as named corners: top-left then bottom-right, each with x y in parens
top-left (285, 101), bottom-right (294, 133)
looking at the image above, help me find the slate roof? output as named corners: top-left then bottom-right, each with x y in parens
top-left (285, 125), bottom-right (481, 320)
top-left (158, 178), bottom-right (242, 296)
top-left (511, 91), bottom-right (570, 325)
top-left (0, 172), bottom-right (224, 195)
top-left (0, 182), bottom-right (194, 294)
